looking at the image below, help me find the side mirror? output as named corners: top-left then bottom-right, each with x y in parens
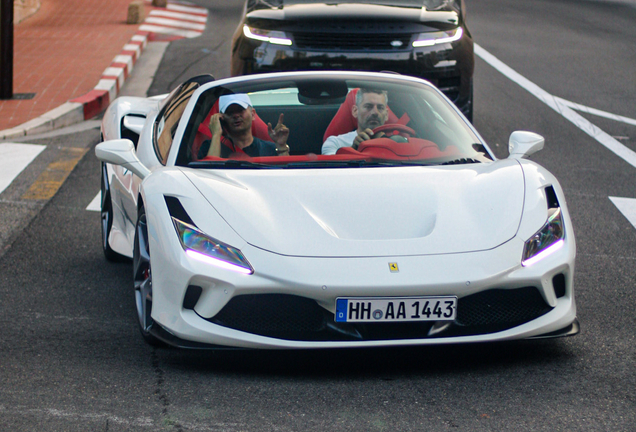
top-left (508, 131), bottom-right (544, 159)
top-left (95, 139), bottom-right (151, 179)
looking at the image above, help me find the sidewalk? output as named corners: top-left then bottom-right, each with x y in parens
top-left (0, 0), bottom-right (207, 139)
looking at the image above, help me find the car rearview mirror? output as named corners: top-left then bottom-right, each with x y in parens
top-left (95, 139), bottom-right (151, 179)
top-left (508, 131), bottom-right (544, 159)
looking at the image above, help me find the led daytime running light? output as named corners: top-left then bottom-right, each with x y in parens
top-left (413, 27), bottom-right (463, 47)
top-left (521, 240), bottom-right (564, 267)
top-left (186, 250), bottom-right (253, 274)
top-left (243, 25), bottom-right (292, 46)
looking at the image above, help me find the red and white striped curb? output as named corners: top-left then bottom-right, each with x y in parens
top-left (0, 0), bottom-right (207, 140)
top-left (141, 0), bottom-right (207, 40)
top-left (70, 32), bottom-right (151, 121)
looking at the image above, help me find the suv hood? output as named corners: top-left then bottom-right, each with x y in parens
top-left (183, 159), bottom-right (525, 258)
top-left (247, 1), bottom-right (460, 28)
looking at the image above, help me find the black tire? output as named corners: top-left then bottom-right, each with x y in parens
top-left (133, 206), bottom-right (164, 347)
top-left (101, 163), bottom-right (128, 262)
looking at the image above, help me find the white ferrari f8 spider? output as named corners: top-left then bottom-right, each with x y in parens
top-left (96, 71), bottom-right (578, 348)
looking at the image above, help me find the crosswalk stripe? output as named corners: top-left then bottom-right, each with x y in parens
top-left (0, 143), bottom-right (46, 195)
top-left (149, 10), bottom-right (207, 23)
top-left (166, 3), bottom-right (208, 15)
top-left (139, 24), bottom-right (203, 38)
top-left (144, 16), bottom-right (206, 31)
top-left (610, 197), bottom-right (636, 230)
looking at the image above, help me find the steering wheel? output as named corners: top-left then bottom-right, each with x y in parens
top-left (372, 123), bottom-right (416, 138)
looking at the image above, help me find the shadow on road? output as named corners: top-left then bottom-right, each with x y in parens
top-left (153, 338), bottom-right (577, 379)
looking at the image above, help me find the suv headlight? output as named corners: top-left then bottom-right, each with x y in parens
top-left (243, 25), bottom-right (292, 46)
top-left (172, 217), bottom-right (253, 274)
top-left (413, 27), bottom-right (463, 47)
top-left (521, 207), bottom-right (565, 267)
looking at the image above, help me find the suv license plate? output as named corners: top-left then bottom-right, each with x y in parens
top-left (335, 296), bottom-right (457, 323)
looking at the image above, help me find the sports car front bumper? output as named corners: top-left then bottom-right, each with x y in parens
top-left (148, 220), bottom-right (577, 349)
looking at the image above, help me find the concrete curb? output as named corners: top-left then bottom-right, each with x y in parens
top-left (0, 0), bottom-right (208, 141)
top-left (0, 31), bottom-right (150, 141)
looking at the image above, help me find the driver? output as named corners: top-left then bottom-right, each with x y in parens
top-left (321, 88), bottom-right (389, 155)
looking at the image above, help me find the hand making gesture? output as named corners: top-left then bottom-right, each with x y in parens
top-left (268, 113), bottom-right (290, 155)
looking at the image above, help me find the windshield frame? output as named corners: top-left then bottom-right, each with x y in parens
top-left (169, 71), bottom-right (492, 169)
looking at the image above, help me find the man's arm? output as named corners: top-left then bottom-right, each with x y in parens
top-left (267, 113), bottom-right (290, 156)
top-left (206, 113), bottom-right (223, 157)
top-left (322, 131), bottom-right (359, 155)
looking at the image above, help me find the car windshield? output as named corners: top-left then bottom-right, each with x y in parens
top-left (255, 0), bottom-right (457, 10)
top-left (178, 75), bottom-right (490, 169)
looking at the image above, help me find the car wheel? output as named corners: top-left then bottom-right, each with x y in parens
top-left (101, 163), bottom-right (128, 262)
top-left (133, 206), bottom-right (164, 346)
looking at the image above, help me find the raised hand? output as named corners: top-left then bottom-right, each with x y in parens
top-left (209, 113), bottom-right (223, 138)
top-left (267, 113), bottom-right (290, 146)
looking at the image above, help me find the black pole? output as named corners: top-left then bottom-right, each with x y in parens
top-left (0, 0), bottom-right (14, 100)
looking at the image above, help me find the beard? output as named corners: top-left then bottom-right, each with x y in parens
top-left (360, 114), bottom-right (383, 131)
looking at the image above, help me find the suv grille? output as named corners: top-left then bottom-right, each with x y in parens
top-left (293, 32), bottom-right (413, 51)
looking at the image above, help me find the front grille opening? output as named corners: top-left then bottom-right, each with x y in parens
top-left (456, 287), bottom-right (552, 329)
top-left (553, 274), bottom-right (566, 298)
top-left (205, 287), bottom-right (553, 342)
top-left (209, 294), bottom-right (326, 339)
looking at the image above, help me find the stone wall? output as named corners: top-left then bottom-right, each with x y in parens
top-left (14, 0), bottom-right (41, 24)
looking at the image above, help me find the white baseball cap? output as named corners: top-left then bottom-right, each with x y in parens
top-left (219, 93), bottom-right (252, 113)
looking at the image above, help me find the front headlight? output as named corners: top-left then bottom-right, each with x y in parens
top-left (243, 25), bottom-right (292, 46)
top-left (521, 207), bottom-right (565, 267)
top-left (412, 27), bottom-right (463, 47)
top-left (172, 217), bottom-right (253, 275)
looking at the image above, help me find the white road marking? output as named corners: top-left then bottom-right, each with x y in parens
top-left (557, 97), bottom-right (636, 127)
top-left (609, 197), bottom-right (636, 230)
top-left (86, 191), bottom-right (101, 212)
top-left (166, 3), bottom-right (208, 15)
top-left (144, 16), bottom-right (206, 31)
top-left (0, 143), bottom-right (46, 195)
top-left (0, 406), bottom-right (154, 427)
top-left (139, 24), bottom-right (203, 38)
top-left (475, 44), bottom-right (636, 170)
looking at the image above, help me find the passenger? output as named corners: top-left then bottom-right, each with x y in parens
top-left (200, 94), bottom-right (290, 158)
top-left (321, 88), bottom-right (389, 155)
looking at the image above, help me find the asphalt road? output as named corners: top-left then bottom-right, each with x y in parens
top-left (1, 0), bottom-right (635, 430)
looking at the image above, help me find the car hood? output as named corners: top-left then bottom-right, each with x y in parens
top-left (183, 160), bottom-right (525, 258)
top-left (246, 1), bottom-right (460, 29)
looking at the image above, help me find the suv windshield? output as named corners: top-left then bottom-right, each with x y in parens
top-left (178, 75), bottom-right (490, 169)
top-left (254, 0), bottom-right (458, 10)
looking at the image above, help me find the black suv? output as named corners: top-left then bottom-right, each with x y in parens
top-left (231, 0), bottom-right (474, 121)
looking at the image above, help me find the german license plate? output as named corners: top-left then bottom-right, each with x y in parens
top-left (335, 296), bottom-right (457, 323)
